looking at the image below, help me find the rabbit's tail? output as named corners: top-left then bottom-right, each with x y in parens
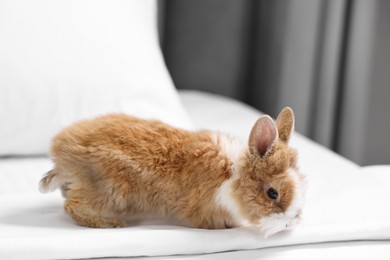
top-left (39, 169), bottom-right (62, 193)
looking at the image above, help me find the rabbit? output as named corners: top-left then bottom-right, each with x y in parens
top-left (39, 107), bottom-right (306, 237)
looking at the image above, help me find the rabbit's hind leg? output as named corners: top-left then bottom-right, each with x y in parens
top-left (64, 198), bottom-right (124, 228)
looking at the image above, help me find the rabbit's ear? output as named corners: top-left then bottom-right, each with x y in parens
top-left (276, 107), bottom-right (294, 144)
top-left (249, 115), bottom-right (278, 157)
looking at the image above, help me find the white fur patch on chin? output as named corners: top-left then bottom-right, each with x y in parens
top-left (257, 212), bottom-right (301, 238)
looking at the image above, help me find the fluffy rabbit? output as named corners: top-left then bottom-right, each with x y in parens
top-left (40, 107), bottom-right (305, 237)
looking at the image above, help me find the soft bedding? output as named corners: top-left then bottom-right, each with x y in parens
top-left (1, 91), bottom-right (390, 260)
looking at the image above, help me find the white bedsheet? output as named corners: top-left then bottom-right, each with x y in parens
top-left (1, 91), bottom-right (389, 259)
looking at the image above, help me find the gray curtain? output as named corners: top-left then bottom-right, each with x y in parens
top-left (158, 0), bottom-right (390, 166)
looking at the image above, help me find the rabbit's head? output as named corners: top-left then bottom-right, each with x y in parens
top-left (233, 107), bottom-right (306, 237)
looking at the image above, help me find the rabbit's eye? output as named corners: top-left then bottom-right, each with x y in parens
top-left (267, 187), bottom-right (278, 200)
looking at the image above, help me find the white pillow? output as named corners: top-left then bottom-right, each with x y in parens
top-left (0, 0), bottom-right (193, 156)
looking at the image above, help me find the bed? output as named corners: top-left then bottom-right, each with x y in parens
top-left (1, 1), bottom-right (389, 259)
top-left (1, 90), bottom-right (390, 259)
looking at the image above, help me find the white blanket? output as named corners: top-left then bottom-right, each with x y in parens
top-left (1, 149), bottom-right (389, 259)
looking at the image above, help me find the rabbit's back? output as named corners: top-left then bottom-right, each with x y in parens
top-left (46, 114), bottom-right (234, 228)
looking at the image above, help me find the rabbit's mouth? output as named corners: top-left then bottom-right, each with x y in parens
top-left (285, 212), bottom-right (302, 229)
top-left (256, 211), bottom-right (302, 238)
